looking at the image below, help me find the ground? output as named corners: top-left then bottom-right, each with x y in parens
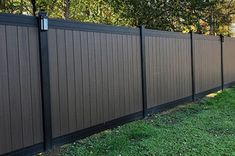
top-left (43, 87), bottom-right (235, 156)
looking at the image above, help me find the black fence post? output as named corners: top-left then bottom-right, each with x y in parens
top-left (140, 25), bottom-right (148, 117)
top-left (38, 11), bottom-right (52, 151)
top-left (220, 35), bottom-right (224, 90)
top-left (190, 31), bottom-right (195, 101)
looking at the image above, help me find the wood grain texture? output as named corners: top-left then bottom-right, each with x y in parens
top-left (194, 35), bottom-right (221, 93)
top-left (4, 16), bottom-right (235, 156)
top-left (223, 37), bottom-right (235, 84)
top-left (48, 29), bottom-right (142, 138)
top-left (0, 25), bottom-right (43, 155)
top-left (18, 26), bottom-right (34, 147)
top-left (28, 27), bottom-right (43, 144)
top-left (145, 33), bottom-right (192, 109)
top-left (6, 25), bottom-right (23, 150)
top-left (0, 25), bottom-right (12, 155)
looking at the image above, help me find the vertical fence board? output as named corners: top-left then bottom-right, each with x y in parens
top-left (223, 37), bottom-right (235, 85)
top-left (133, 35), bottom-right (142, 112)
top-left (155, 37), bottom-right (161, 104)
top-left (0, 25), bottom-right (12, 155)
top-left (6, 25), bottom-right (23, 150)
top-left (88, 32), bottom-right (97, 126)
top-left (158, 38), bottom-right (164, 104)
top-left (18, 26), bottom-right (34, 147)
top-left (123, 35), bottom-right (129, 115)
top-left (173, 38), bottom-right (177, 100)
top-left (65, 30), bottom-right (77, 133)
top-left (145, 31), bottom-right (192, 109)
top-left (57, 29), bottom-right (70, 135)
top-left (194, 35), bottom-right (221, 94)
top-left (80, 31), bottom-right (91, 128)
top-left (73, 31), bottom-right (84, 130)
top-left (28, 27), bottom-right (43, 144)
top-left (94, 33), bottom-right (104, 124)
top-left (111, 34), bottom-right (120, 118)
top-left (136, 36), bottom-right (143, 112)
top-left (107, 34), bottom-right (115, 120)
top-left (0, 24), bottom-right (42, 154)
top-left (127, 36), bottom-right (134, 113)
top-left (145, 37), bottom-right (150, 108)
top-left (117, 35), bottom-right (125, 117)
top-left (101, 33), bottom-right (109, 121)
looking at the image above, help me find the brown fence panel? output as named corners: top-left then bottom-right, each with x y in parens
top-left (0, 23), bottom-right (43, 154)
top-left (193, 35), bottom-right (221, 94)
top-left (48, 21), bottom-right (143, 139)
top-left (2, 12), bottom-right (235, 156)
top-left (145, 30), bottom-right (192, 109)
top-left (223, 37), bottom-right (235, 85)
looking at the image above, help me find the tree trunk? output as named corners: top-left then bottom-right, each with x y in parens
top-left (20, 0), bottom-right (23, 14)
top-left (209, 12), bottom-right (214, 35)
top-left (30, 0), bottom-right (36, 16)
top-left (0, 0), bottom-right (6, 11)
top-left (64, 0), bottom-right (70, 19)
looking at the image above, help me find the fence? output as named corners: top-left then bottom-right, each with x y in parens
top-left (1, 12), bottom-right (235, 156)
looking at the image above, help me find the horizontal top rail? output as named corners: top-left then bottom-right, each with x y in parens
top-left (145, 29), bottom-right (190, 39)
top-left (0, 13), bottom-right (37, 27)
top-left (193, 34), bottom-right (220, 41)
top-left (49, 18), bottom-right (140, 35)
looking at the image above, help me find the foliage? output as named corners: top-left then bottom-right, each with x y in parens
top-left (109, 0), bottom-right (235, 35)
top-left (43, 87), bottom-right (235, 156)
top-left (68, 0), bottom-right (129, 26)
top-left (0, 0), bottom-right (235, 35)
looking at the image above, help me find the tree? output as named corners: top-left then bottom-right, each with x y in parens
top-left (68, 0), bottom-right (127, 25)
top-left (0, 0), bottom-right (27, 14)
top-left (0, 0), bottom-right (235, 36)
top-left (109, 0), bottom-right (235, 35)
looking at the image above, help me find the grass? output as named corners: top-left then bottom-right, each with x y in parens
top-left (44, 87), bottom-right (235, 156)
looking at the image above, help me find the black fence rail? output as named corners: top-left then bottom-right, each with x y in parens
top-left (1, 12), bottom-right (235, 156)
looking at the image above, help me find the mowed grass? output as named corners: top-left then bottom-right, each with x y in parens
top-left (47, 87), bottom-right (235, 156)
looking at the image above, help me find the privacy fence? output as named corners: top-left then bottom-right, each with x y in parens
top-left (1, 12), bottom-right (235, 156)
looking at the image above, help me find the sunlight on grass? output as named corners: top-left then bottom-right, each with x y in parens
top-left (206, 90), bottom-right (222, 98)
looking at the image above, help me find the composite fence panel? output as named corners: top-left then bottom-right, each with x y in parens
top-left (48, 20), bottom-right (143, 139)
top-left (223, 37), bottom-right (235, 85)
top-left (2, 12), bottom-right (235, 156)
top-left (145, 30), bottom-right (192, 109)
top-left (193, 35), bottom-right (221, 94)
top-left (0, 23), bottom-right (43, 154)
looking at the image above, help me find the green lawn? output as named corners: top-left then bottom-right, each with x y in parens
top-left (47, 87), bottom-right (235, 156)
